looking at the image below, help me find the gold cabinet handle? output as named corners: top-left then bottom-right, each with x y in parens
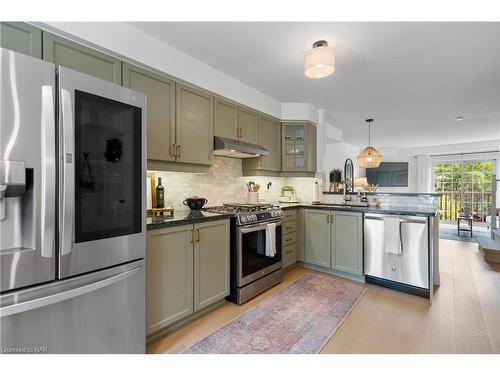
top-left (327, 214), bottom-right (330, 223)
top-left (196, 228), bottom-right (200, 242)
top-left (190, 230), bottom-right (194, 244)
top-left (170, 144), bottom-right (176, 158)
top-left (330, 213), bottom-right (335, 223)
top-left (176, 144), bottom-right (181, 158)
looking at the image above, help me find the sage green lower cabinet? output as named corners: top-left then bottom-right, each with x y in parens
top-left (146, 225), bottom-right (194, 336)
top-left (122, 63), bottom-right (176, 163)
top-left (282, 209), bottom-right (298, 269)
top-left (146, 219), bottom-right (230, 336)
top-left (304, 209), bottom-right (331, 267)
top-left (331, 212), bottom-right (363, 276)
top-left (43, 33), bottom-right (122, 83)
top-left (0, 22), bottom-right (42, 58)
top-left (303, 209), bottom-right (363, 281)
top-left (296, 209), bottom-right (305, 262)
top-left (176, 83), bottom-right (214, 165)
top-left (194, 220), bottom-right (230, 311)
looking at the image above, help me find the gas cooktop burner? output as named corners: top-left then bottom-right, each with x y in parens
top-left (203, 203), bottom-right (283, 225)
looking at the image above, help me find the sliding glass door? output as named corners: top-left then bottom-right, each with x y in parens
top-left (434, 160), bottom-right (495, 222)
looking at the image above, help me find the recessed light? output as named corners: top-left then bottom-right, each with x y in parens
top-left (230, 149), bottom-right (236, 152)
top-left (455, 116), bottom-right (464, 121)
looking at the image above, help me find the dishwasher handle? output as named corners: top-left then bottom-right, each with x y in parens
top-left (399, 220), bottom-right (404, 254)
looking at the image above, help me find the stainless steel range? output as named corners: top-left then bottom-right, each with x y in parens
top-left (203, 203), bottom-right (284, 304)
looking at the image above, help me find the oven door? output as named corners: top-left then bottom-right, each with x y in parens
top-left (58, 67), bottom-right (146, 279)
top-left (237, 220), bottom-right (282, 287)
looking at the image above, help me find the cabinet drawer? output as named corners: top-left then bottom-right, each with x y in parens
top-left (283, 221), bottom-right (297, 234)
top-left (283, 231), bottom-right (297, 246)
top-left (282, 243), bottom-right (297, 268)
top-left (283, 210), bottom-right (297, 222)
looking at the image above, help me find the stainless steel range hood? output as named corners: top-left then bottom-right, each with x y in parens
top-left (213, 136), bottom-right (269, 159)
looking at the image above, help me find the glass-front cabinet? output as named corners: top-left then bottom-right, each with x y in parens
top-left (281, 121), bottom-right (317, 175)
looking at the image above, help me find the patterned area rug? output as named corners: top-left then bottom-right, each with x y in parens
top-left (183, 273), bottom-right (366, 354)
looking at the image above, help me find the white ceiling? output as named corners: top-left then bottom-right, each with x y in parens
top-left (129, 22), bottom-right (500, 149)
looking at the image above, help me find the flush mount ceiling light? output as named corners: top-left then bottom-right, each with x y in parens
top-left (455, 116), bottom-right (464, 121)
top-left (304, 40), bottom-right (335, 79)
top-left (357, 119), bottom-right (384, 168)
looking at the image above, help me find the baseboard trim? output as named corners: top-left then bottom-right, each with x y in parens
top-left (146, 299), bottom-right (227, 344)
top-left (297, 261), bottom-right (365, 284)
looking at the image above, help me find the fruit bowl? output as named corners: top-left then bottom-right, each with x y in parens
top-left (183, 197), bottom-right (208, 210)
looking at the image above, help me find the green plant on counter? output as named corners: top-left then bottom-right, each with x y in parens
top-left (281, 185), bottom-right (294, 195)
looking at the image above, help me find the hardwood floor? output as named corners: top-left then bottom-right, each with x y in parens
top-left (147, 239), bottom-right (500, 354)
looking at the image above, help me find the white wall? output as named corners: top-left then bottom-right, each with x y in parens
top-left (281, 103), bottom-right (318, 123)
top-left (323, 141), bottom-right (361, 189)
top-left (37, 22), bottom-right (282, 118)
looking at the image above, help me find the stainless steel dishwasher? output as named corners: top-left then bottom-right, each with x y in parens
top-left (364, 213), bottom-right (430, 297)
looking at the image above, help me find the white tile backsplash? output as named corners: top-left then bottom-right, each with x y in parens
top-left (149, 156), bottom-right (320, 209)
top-left (149, 156), bottom-right (438, 210)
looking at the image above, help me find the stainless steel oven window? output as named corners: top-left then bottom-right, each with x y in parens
top-left (237, 221), bottom-right (282, 287)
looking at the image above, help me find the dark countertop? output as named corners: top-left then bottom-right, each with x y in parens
top-left (147, 202), bottom-right (438, 230)
top-left (322, 191), bottom-right (442, 197)
top-left (147, 209), bottom-right (233, 230)
top-left (277, 202), bottom-right (438, 217)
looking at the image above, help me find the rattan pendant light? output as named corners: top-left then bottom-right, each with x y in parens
top-left (357, 119), bottom-right (383, 168)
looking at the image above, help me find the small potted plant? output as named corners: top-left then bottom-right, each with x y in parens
top-left (329, 169), bottom-right (343, 192)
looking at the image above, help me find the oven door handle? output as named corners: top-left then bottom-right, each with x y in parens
top-left (238, 219), bottom-right (282, 233)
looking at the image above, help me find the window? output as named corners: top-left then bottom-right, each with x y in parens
top-left (434, 160), bottom-right (495, 222)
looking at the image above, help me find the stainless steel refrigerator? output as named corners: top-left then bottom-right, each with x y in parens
top-left (0, 48), bottom-right (147, 353)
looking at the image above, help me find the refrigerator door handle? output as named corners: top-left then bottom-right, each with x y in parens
top-left (60, 88), bottom-right (74, 256)
top-left (41, 85), bottom-right (56, 258)
top-left (0, 266), bottom-right (142, 318)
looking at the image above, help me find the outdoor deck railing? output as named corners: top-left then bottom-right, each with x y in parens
top-left (438, 191), bottom-right (492, 221)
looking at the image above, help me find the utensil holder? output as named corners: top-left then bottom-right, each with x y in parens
top-left (248, 192), bottom-right (259, 204)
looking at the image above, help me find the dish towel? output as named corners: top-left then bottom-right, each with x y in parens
top-left (383, 218), bottom-right (401, 255)
top-left (265, 223), bottom-right (277, 257)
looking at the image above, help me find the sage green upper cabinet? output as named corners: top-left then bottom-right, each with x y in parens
top-left (304, 209), bottom-right (331, 267)
top-left (331, 211), bottom-right (363, 276)
top-left (176, 83), bottom-right (214, 165)
top-left (214, 98), bottom-right (239, 140)
top-left (146, 225), bottom-right (194, 335)
top-left (257, 115), bottom-right (281, 171)
top-left (306, 122), bottom-right (317, 173)
top-left (43, 33), bottom-right (121, 83)
top-left (242, 114), bottom-right (281, 175)
top-left (281, 121), bottom-right (317, 176)
top-left (193, 220), bottom-right (230, 311)
top-left (0, 22), bottom-right (42, 58)
top-left (123, 63), bottom-right (176, 163)
top-left (238, 107), bottom-right (259, 144)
